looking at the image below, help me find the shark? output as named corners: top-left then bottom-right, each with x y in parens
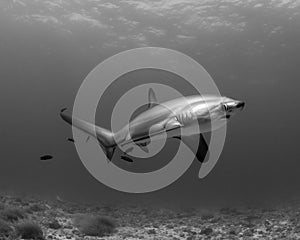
top-left (60, 88), bottom-right (245, 163)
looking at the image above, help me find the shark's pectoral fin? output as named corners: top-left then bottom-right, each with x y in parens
top-left (173, 134), bottom-right (209, 163)
top-left (148, 88), bottom-right (158, 108)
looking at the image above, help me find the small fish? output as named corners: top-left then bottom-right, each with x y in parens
top-left (86, 136), bottom-right (90, 142)
top-left (40, 155), bottom-right (53, 161)
top-left (67, 138), bottom-right (75, 143)
top-left (56, 195), bottom-right (64, 202)
top-left (121, 155), bottom-right (134, 163)
top-left (44, 204), bottom-right (51, 209)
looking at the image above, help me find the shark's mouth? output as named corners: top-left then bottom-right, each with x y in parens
top-left (226, 115), bottom-right (231, 119)
top-left (221, 114), bottom-right (231, 119)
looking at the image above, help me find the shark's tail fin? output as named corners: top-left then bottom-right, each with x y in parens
top-left (60, 108), bottom-right (116, 161)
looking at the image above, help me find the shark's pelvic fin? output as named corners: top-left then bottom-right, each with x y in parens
top-left (148, 88), bottom-right (158, 108)
top-left (173, 134), bottom-right (209, 163)
top-left (136, 141), bottom-right (150, 153)
top-left (136, 144), bottom-right (149, 153)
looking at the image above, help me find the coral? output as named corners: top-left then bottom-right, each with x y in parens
top-left (48, 219), bottom-right (61, 229)
top-left (73, 214), bottom-right (117, 237)
top-left (0, 219), bottom-right (13, 238)
top-left (26, 204), bottom-right (46, 213)
top-left (0, 207), bottom-right (27, 222)
top-left (16, 221), bottom-right (44, 240)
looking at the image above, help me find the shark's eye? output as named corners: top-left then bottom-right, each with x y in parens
top-left (223, 104), bottom-right (228, 111)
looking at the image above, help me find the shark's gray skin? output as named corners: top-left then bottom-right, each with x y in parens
top-left (60, 89), bottom-right (244, 163)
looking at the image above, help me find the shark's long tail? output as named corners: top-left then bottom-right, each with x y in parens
top-left (60, 109), bottom-right (116, 160)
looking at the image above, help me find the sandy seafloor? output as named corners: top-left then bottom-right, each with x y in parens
top-left (0, 193), bottom-right (300, 240)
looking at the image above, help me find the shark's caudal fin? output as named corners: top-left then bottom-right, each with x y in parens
top-left (60, 109), bottom-right (116, 160)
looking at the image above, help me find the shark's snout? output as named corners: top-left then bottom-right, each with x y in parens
top-left (222, 98), bottom-right (245, 120)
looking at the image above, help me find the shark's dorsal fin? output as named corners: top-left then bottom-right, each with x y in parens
top-left (148, 88), bottom-right (158, 108)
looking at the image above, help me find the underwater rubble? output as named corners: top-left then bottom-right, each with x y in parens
top-left (0, 193), bottom-right (299, 239)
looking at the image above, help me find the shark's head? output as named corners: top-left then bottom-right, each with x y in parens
top-left (189, 95), bottom-right (245, 132)
top-left (191, 95), bottom-right (245, 119)
top-left (221, 96), bottom-right (245, 119)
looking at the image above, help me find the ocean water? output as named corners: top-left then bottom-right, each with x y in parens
top-left (0, 0), bottom-right (299, 208)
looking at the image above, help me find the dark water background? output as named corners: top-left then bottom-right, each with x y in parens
top-left (0, 2), bottom-right (299, 207)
